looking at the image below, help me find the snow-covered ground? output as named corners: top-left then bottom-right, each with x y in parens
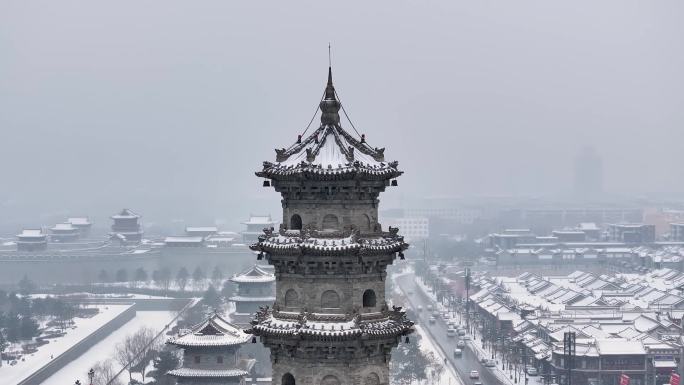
top-left (0, 304), bottom-right (132, 385)
top-left (42, 311), bottom-right (178, 385)
top-left (416, 325), bottom-right (464, 385)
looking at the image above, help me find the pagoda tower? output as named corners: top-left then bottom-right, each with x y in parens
top-left (229, 264), bottom-right (276, 324)
top-left (248, 67), bottom-right (413, 385)
top-left (167, 313), bottom-right (255, 385)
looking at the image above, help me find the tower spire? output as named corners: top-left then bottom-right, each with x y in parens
top-left (320, 56), bottom-right (340, 125)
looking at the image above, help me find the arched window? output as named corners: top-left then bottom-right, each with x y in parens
top-left (321, 290), bottom-right (340, 308)
top-left (290, 214), bottom-right (302, 230)
top-left (365, 373), bottom-right (380, 385)
top-left (321, 375), bottom-right (341, 385)
top-left (322, 214), bottom-right (339, 230)
top-left (363, 289), bottom-right (377, 307)
top-left (282, 373), bottom-right (296, 385)
top-left (363, 214), bottom-right (372, 232)
top-left (285, 289), bottom-right (299, 307)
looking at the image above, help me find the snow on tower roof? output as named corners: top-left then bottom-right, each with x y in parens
top-left (242, 215), bottom-right (274, 225)
top-left (51, 223), bottom-right (77, 231)
top-left (168, 313), bottom-right (250, 348)
top-left (111, 208), bottom-right (140, 219)
top-left (256, 67), bottom-right (402, 181)
top-left (167, 368), bottom-right (249, 379)
top-left (17, 229), bottom-right (46, 238)
top-left (231, 264), bottom-right (275, 283)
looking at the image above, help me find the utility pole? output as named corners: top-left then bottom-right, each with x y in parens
top-left (564, 332), bottom-right (576, 385)
top-left (465, 267), bottom-right (471, 331)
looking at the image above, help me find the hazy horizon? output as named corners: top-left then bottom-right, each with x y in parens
top-left (2, 1), bottom-right (682, 229)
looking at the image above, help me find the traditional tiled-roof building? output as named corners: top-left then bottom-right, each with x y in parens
top-left (110, 208), bottom-right (143, 243)
top-left (247, 67), bottom-right (413, 385)
top-left (229, 265), bottom-right (275, 324)
top-left (241, 215), bottom-right (275, 244)
top-left (167, 313), bottom-right (255, 385)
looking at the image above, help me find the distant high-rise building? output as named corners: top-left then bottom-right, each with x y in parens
top-left (573, 146), bottom-right (603, 197)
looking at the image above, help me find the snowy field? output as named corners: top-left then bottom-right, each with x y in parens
top-left (0, 304), bottom-right (132, 385)
top-left (42, 311), bottom-right (178, 385)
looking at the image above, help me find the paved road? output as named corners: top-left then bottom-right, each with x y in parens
top-left (396, 273), bottom-right (507, 385)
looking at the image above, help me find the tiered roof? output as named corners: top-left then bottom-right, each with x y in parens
top-left (167, 368), bottom-right (249, 379)
top-left (111, 208), bottom-right (140, 219)
top-left (250, 227), bottom-right (408, 257)
top-left (256, 68), bottom-right (401, 182)
top-left (230, 265), bottom-right (275, 284)
top-left (168, 313), bottom-right (250, 348)
top-left (249, 306), bottom-right (413, 342)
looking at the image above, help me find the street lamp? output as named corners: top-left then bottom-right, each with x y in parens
top-left (88, 368), bottom-right (95, 385)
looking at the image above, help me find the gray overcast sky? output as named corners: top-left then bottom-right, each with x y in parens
top-left (1, 1), bottom-right (682, 228)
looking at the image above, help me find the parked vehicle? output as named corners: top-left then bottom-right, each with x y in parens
top-left (453, 348), bottom-right (463, 357)
top-left (469, 370), bottom-right (480, 379)
top-left (484, 359), bottom-right (496, 367)
top-left (462, 335), bottom-right (471, 341)
top-left (474, 382), bottom-right (483, 385)
top-left (457, 340), bottom-right (465, 348)
top-left (428, 317), bottom-right (436, 324)
top-left (447, 329), bottom-right (457, 337)
top-left (457, 329), bottom-right (466, 336)
top-left (433, 310), bottom-right (440, 318)
top-left (427, 305), bottom-right (433, 312)
top-left (417, 306), bottom-right (423, 312)
top-left (526, 367), bottom-right (538, 376)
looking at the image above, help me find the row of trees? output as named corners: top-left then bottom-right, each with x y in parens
top-left (97, 266), bottom-right (226, 292)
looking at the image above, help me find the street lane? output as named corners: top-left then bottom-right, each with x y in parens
top-left (396, 273), bottom-right (507, 385)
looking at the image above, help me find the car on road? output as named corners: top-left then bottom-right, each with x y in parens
top-left (407, 290), bottom-right (414, 295)
top-left (474, 382), bottom-right (483, 385)
top-left (427, 305), bottom-right (433, 311)
top-left (447, 328), bottom-right (457, 337)
top-left (457, 328), bottom-right (466, 336)
top-left (428, 317), bottom-right (436, 324)
top-left (433, 310), bottom-right (440, 318)
top-left (484, 359), bottom-right (496, 367)
top-left (456, 340), bottom-right (465, 348)
top-left (469, 370), bottom-right (480, 379)
top-left (417, 306), bottom-right (423, 312)
top-left (526, 366), bottom-right (538, 376)
top-left (462, 335), bottom-right (471, 341)
top-left (453, 348), bottom-right (462, 357)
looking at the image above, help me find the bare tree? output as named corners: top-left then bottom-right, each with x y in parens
top-left (113, 339), bottom-right (136, 383)
top-left (176, 267), bottom-right (189, 291)
top-left (114, 327), bottom-right (161, 383)
top-left (91, 359), bottom-right (121, 385)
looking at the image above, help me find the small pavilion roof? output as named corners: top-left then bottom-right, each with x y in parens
top-left (230, 265), bottom-right (275, 284)
top-left (167, 368), bottom-right (249, 378)
top-left (50, 223), bottom-right (78, 231)
top-left (111, 208), bottom-right (140, 219)
top-left (67, 217), bottom-right (91, 226)
top-left (17, 229), bottom-right (46, 238)
top-left (168, 313), bottom-right (250, 348)
top-left (241, 215), bottom-right (274, 225)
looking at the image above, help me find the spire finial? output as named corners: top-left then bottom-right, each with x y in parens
top-left (328, 43), bottom-right (332, 68)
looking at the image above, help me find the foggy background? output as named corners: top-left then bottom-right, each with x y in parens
top-left (1, 1), bottom-right (682, 229)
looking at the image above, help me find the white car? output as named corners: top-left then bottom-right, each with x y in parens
top-left (526, 367), bottom-right (538, 376)
top-left (469, 370), bottom-right (480, 379)
top-left (447, 329), bottom-right (457, 337)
